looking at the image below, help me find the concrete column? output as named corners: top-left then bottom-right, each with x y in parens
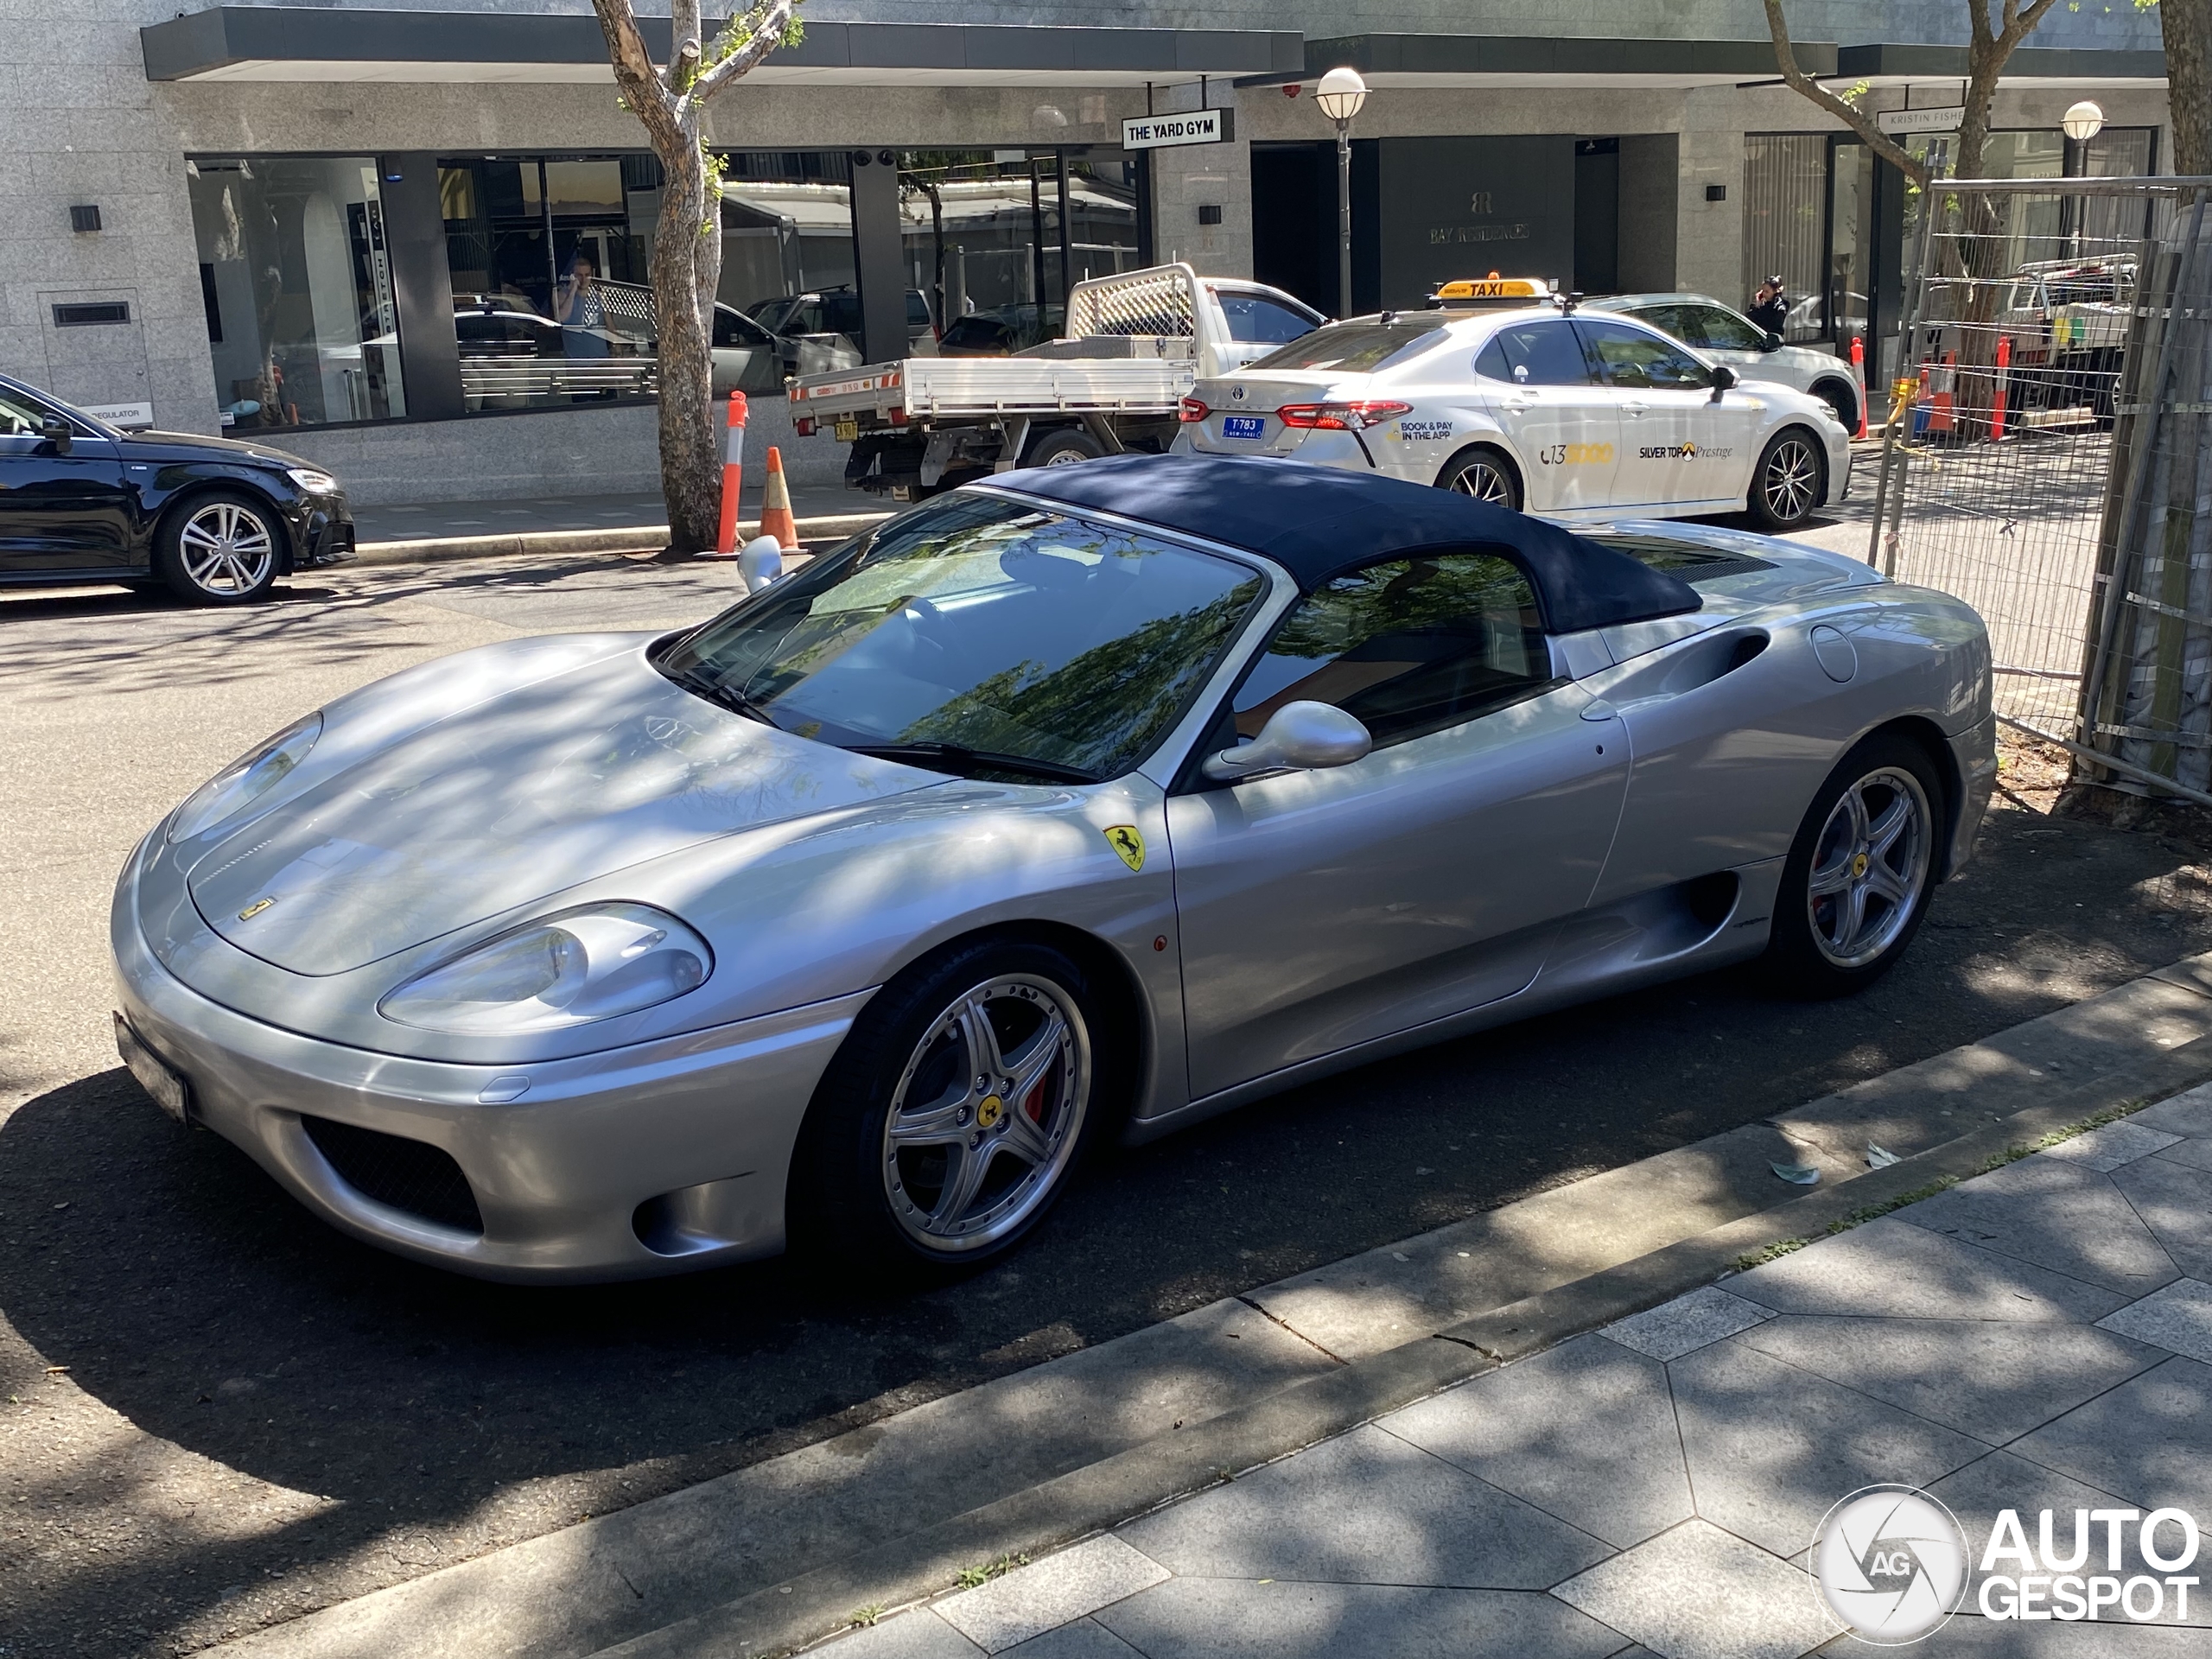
top-left (1145, 86), bottom-right (1252, 279)
top-left (378, 153), bottom-right (464, 422)
top-left (1676, 93), bottom-right (1746, 307)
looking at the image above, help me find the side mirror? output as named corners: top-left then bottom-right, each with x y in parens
top-left (1202, 700), bottom-right (1373, 783)
top-left (1761, 332), bottom-right (1783, 352)
top-left (37, 414), bottom-right (73, 454)
top-left (1707, 363), bottom-right (1737, 402)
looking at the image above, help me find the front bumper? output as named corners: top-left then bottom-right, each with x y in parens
top-left (295, 493), bottom-right (357, 568)
top-left (111, 842), bottom-right (866, 1281)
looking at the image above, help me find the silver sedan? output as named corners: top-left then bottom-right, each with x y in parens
top-left (111, 455), bottom-right (1993, 1281)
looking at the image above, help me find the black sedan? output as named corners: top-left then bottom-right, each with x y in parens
top-left (0, 373), bottom-right (354, 604)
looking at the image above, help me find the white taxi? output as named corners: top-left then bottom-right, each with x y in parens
top-left (1174, 280), bottom-right (1851, 531)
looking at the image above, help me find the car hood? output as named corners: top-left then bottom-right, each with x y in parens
top-left (117, 429), bottom-right (312, 469)
top-left (185, 645), bottom-right (938, 976)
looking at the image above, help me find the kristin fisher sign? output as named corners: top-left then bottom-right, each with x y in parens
top-left (1120, 108), bottom-right (1234, 151)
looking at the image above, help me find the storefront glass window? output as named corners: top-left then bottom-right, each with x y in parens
top-left (438, 155), bottom-right (664, 410)
top-left (718, 152), bottom-right (864, 378)
top-left (1741, 135), bottom-right (1829, 342)
top-left (187, 156), bottom-right (408, 428)
top-left (898, 150), bottom-right (1140, 357)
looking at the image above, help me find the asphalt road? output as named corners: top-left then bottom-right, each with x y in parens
top-left (5, 545), bottom-right (2212, 1656)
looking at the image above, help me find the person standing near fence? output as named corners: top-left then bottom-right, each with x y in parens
top-left (552, 249), bottom-right (609, 359)
top-left (1747, 276), bottom-right (1789, 339)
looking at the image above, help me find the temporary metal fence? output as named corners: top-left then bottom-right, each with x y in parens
top-left (1866, 175), bottom-right (2212, 807)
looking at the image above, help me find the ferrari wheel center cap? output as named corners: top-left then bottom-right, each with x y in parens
top-left (976, 1093), bottom-right (1005, 1129)
top-left (1851, 852), bottom-right (1870, 879)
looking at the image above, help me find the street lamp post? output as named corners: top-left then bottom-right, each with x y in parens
top-left (1313, 67), bottom-right (1368, 320)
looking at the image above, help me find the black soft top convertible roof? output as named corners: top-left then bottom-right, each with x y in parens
top-left (994, 454), bottom-right (1700, 634)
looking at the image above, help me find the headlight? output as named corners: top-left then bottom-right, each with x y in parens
top-left (169, 713), bottom-right (322, 842)
top-left (378, 904), bottom-right (712, 1034)
top-left (285, 467), bottom-right (340, 493)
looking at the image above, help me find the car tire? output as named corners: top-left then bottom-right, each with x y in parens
top-left (1745, 427), bottom-right (1826, 531)
top-left (1812, 379), bottom-right (1859, 433)
top-left (1025, 428), bottom-right (1105, 467)
top-left (1435, 446), bottom-right (1522, 512)
top-left (1764, 732), bottom-right (1944, 997)
top-left (156, 490), bottom-right (283, 605)
top-left (787, 935), bottom-right (1118, 1279)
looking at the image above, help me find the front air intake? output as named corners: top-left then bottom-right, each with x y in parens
top-left (302, 1116), bottom-right (484, 1235)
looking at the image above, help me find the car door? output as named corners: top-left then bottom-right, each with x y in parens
top-left (0, 387), bottom-right (130, 572)
top-left (1210, 289), bottom-right (1324, 372)
top-left (1576, 317), bottom-right (1753, 512)
top-left (1641, 302), bottom-right (1770, 381)
top-left (1165, 552), bottom-right (1629, 1101)
top-left (1471, 317), bottom-right (1622, 512)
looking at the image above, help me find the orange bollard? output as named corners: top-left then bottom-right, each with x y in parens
top-left (714, 391), bottom-right (749, 557)
top-left (1850, 335), bottom-right (1867, 438)
top-left (758, 446), bottom-right (798, 550)
top-left (1992, 333), bottom-right (2012, 441)
top-left (1930, 351), bottom-right (1955, 435)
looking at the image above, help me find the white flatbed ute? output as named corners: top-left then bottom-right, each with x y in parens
top-left (789, 263), bottom-right (1323, 499)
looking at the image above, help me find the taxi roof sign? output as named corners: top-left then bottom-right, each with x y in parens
top-left (1435, 276), bottom-right (1545, 300)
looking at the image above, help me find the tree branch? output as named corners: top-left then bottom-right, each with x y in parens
top-left (689, 0), bottom-right (798, 104)
top-left (591, 0), bottom-right (679, 140)
top-left (2005, 0), bottom-right (2065, 48)
top-left (1763, 0), bottom-right (1929, 184)
top-left (1973, 0), bottom-right (1998, 49)
top-left (666, 0), bottom-right (702, 92)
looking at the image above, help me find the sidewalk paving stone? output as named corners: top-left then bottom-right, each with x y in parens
top-left (1092, 1580), bottom-right (1630, 1659)
top-left (1667, 1339), bottom-right (1992, 1558)
top-left (1731, 1315), bottom-right (2165, 1445)
top-left (1116, 1422), bottom-right (1611, 1589)
top-left (2126, 1079), bottom-right (2212, 1137)
top-left (2149, 1134), bottom-right (2212, 1173)
top-left (1901, 1156), bottom-right (2179, 1296)
top-left (2002, 1354), bottom-right (2212, 1517)
top-left (1001, 1617), bottom-right (1147, 1657)
top-left (1550, 1518), bottom-right (1841, 1659)
top-left (1600, 1287), bottom-right (1777, 1361)
top-left (820, 1609), bottom-right (983, 1657)
top-left (2094, 1276), bottom-right (2212, 1363)
top-left (935, 1537), bottom-right (1168, 1655)
top-left (1381, 1335), bottom-right (1694, 1548)
top-left (2107, 1156), bottom-right (2212, 1279)
top-left (2037, 1120), bottom-right (2183, 1171)
top-left (1724, 1217), bottom-right (2132, 1324)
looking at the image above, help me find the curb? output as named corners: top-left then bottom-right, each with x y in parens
top-left (594, 1032), bottom-right (2212, 1658)
top-left (353, 512), bottom-right (890, 569)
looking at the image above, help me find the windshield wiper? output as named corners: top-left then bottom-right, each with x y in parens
top-left (845, 742), bottom-right (1099, 785)
top-left (669, 668), bottom-right (779, 728)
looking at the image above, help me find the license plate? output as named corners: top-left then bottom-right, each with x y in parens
top-left (1222, 415), bottom-right (1266, 440)
top-left (833, 417), bottom-right (859, 442)
top-left (115, 1014), bottom-right (191, 1124)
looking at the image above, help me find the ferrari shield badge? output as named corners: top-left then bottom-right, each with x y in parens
top-left (976, 1093), bottom-right (1005, 1129)
top-left (1103, 824), bottom-right (1146, 871)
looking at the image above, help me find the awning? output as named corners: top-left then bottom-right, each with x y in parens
top-left (142, 8), bottom-right (1300, 86)
top-left (1281, 33), bottom-right (1841, 87)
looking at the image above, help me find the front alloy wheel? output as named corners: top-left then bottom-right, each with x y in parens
top-left (1749, 430), bottom-right (1823, 531)
top-left (882, 976), bottom-right (1089, 1254)
top-left (790, 937), bottom-right (1111, 1276)
top-left (160, 493), bottom-right (281, 603)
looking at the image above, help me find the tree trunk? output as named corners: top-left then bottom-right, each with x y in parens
top-left (650, 117), bottom-right (721, 556)
top-left (2168, 0), bottom-right (2212, 178)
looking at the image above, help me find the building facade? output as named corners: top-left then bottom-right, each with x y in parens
top-left (4, 2), bottom-right (2171, 504)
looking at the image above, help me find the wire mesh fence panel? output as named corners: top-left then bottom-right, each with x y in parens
top-left (1869, 178), bottom-right (2184, 740)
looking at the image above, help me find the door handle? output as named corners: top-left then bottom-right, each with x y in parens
top-left (1618, 401), bottom-right (1648, 416)
top-left (1501, 398), bottom-right (1534, 413)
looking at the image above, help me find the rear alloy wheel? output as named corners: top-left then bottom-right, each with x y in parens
top-left (159, 492), bottom-right (282, 604)
top-left (1764, 734), bottom-right (1942, 995)
top-left (1436, 446), bottom-right (1522, 512)
top-left (1747, 428), bottom-right (1825, 531)
top-left (789, 938), bottom-right (1111, 1276)
top-left (1026, 428), bottom-right (1105, 467)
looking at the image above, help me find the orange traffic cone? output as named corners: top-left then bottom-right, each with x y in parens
top-left (758, 447), bottom-right (798, 550)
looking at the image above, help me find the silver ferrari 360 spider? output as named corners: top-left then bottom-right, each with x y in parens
top-left (111, 455), bottom-right (1993, 1281)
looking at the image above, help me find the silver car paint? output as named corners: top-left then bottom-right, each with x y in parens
top-left (112, 499), bottom-right (1993, 1280)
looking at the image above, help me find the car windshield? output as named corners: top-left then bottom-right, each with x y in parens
top-left (656, 493), bottom-right (1267, 783)
top-left (1245, 320), bottom-right (1445, 374)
